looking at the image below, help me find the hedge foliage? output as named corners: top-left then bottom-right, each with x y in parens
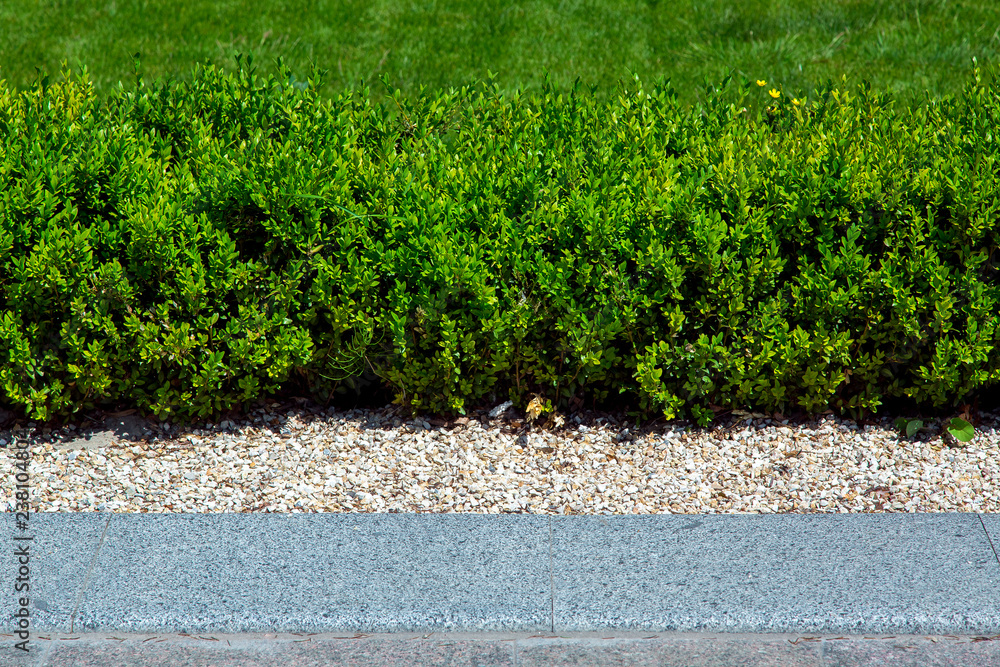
top-left (2, 57), bottom-right (999, 426)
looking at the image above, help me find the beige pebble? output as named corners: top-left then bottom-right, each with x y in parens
top-left (1, 405), bottom-right (998, 514)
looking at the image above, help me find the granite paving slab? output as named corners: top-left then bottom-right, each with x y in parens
top-left (3, 513), bottom-right (110, 633)
top-left (71, 513), bottom-right (553, 634)
top-left (550, 514), bottom-right (1000, 634)
top-left (6, 512), bottom-right (1000, 656)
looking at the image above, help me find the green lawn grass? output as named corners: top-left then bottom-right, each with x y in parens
top-left (2, 0), bottom-right (998, 108)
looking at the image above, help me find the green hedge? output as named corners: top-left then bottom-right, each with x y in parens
top-left (2, 57), bottom-right (999, 427)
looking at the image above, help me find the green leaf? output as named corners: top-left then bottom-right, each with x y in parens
top-left (894, 418), bottom-right (923, 437)
top-left (946, 417), bottom-right (975, 443)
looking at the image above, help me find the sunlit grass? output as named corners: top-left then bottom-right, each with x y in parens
top-left (1, 0), bottom-right (998, 108)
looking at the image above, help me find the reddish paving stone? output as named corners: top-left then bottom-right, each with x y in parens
top-left (30, 636), bottom-right (516, 667)
top-left (821, 636), bottom-right (1000, 667)
top-left (517, 636), bottom-right (820, 666)
top-left (6, 634), bottom-right (1000, 667)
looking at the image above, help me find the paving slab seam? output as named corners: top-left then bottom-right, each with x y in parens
top-left (980, 512), bottom-right (1000, 568)
top-left (68, 515), bottom-right (110, 634)
top-left (546, 516), bottom-right (554, 636)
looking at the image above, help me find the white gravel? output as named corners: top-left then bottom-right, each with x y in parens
top-left (2, 402), bottom-right (999, 514)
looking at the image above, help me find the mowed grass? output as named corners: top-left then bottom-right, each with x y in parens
top-left (2, 0), bottom-right (998, 108)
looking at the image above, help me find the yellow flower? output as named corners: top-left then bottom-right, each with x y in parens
top-left (768, 88), bottom-right (781, 98)
top-left (756, 79), bottom-right (767, 87)
top-left (792, 98), bottom-right (800, 106)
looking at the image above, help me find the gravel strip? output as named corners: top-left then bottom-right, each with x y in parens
top-left (2, 402), bottom-right (999, 514)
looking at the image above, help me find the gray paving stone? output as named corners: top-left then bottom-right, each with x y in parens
top-left (551, 514), bottom-right (1000, 634)
top-left (52, 414), bottom-right (152, 451)
top-left (3, 513), bottom-right (110, 633)
top-left (71, 514), bottom-right (552, 634)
